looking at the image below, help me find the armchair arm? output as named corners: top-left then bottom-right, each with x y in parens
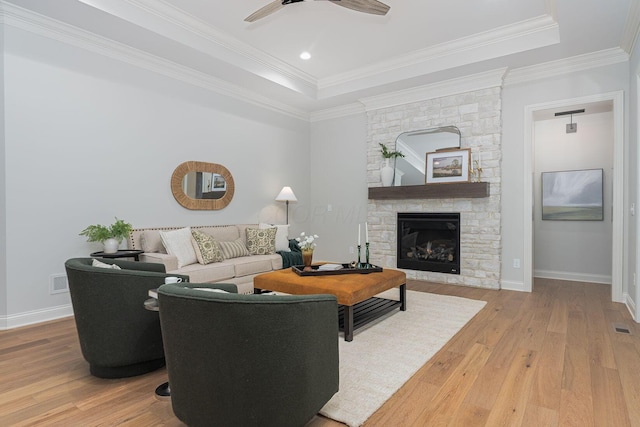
top-left (101, 258), bottom-right (166, 273)
top-left (174, 282), bottom-right (238, 294)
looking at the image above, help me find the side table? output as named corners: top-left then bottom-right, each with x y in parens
top-left (91, 249), bottom-right (144, 261)
top-left (144, 289), bottom-right (171, 398)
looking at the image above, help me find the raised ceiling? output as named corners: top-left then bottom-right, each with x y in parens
top-left (3, 0), bottom-right (636, 115)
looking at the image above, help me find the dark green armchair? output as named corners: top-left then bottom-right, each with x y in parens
top-left (64, 257), bottom-right (189, 378)
top-left (158, 283), bottom-right (339, 427)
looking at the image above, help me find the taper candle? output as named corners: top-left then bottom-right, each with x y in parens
top-left (365, 222), bottom-right (369, 243)
top-left (358, 224), bottom-right (361, 246)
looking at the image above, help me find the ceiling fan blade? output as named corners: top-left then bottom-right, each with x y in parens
top-left (328, 0), bottom-right (390, 16)
top-left (245, 1), bottom-right (286, 22)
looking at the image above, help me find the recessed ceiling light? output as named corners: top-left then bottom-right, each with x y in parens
top-left (300, 51), bottom-right (311, 60)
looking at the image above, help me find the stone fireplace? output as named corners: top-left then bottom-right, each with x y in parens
top-left (365, 83), bottom-right (502, 289)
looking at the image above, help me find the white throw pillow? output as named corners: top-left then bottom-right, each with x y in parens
top-left (259, 223), bottom-right (290, 252)
top-left (159, 227), bottom-right (198, 268)
top-left (92, 259), bottom-right (121, 270)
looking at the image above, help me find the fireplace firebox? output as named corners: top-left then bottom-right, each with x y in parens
top-left (397, 212), bottom-right (460, 274)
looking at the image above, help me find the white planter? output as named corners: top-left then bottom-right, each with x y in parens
top-left (381, 159), bottom-right (394, 187)
top-left (103, 238), bottom-right (120, 254)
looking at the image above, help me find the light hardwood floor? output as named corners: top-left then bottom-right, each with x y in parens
top-left (1, 278), bottom-right (639, 426)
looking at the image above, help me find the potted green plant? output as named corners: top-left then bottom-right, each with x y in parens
top-left (79, 217), bottom-right (133, 253)
top-left (379, 143), bottom-right (405, 186)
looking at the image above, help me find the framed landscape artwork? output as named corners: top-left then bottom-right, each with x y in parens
top-left (212, 174), bottom-right (226, 191)
top-left (425, 148), bottom-right (470, 184)
top-left (541, 168), bottom-right (604, 221)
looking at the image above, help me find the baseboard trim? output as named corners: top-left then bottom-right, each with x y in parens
top-left (534, 269), bottom-right (612, 285)
top-left (0, 304), bottom-right (74, 330)
top-left (501, 280), bottom-right (526, 292)
top-left (624, 293), bottom-right (638, 322)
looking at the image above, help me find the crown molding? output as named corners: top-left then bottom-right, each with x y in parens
top-left (621, 0), bottom-right (640, 54)
top-left (545, 0), bottom-right (558, 21)
top-left (120, 0), bottom-right (317, 96)
top-left (504, 48), bottom-right (629, 86)
top-left (309, 103), bottom-right (365, 122)
top-left (358, 68), bottom-right (508, 112)
top-left (0, 1), bottom-right (310, 121)
top-left (318, 15), bottom-right (558, 96)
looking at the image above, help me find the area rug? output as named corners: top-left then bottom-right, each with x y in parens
top-left (319, 290), bottom-right (487, 427)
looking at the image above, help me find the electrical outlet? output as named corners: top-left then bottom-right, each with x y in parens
top-left (513, 258), bottom-right (521, 269)
top-left (327, 204), bottom-right (332, 212)
top-left (349, 246), bottom-right (354, 254)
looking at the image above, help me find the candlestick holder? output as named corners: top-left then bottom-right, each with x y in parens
top-left (356, 244), bottom-right (364, 268)
top-left (364, 242), bottom-right (372, 268)
top-left (470, 160), bottom-right (483, 182)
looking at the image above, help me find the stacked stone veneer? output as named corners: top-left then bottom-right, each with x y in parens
top-left (367, 87), bottom-right (502, 289)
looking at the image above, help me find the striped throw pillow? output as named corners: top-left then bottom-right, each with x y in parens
top-left (218, 238), bottom-right (250, 259)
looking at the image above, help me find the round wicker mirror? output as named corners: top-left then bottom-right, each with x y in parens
top-left (171, 161), bottom-right (235, 210)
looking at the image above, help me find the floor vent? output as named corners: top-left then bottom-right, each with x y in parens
top-left (50, 274), bottom-right (69, 294)
top-left (612, 323), bottom-right (631, 334)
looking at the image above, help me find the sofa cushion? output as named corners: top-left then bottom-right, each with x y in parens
top-left (170, 261), bottom-right (235, 283)
top-left (230, 255), bottom-right (279, 277)
top-left (140, 252), bottom-right (178, 271)
top-left (160, 227), bottom-right (197, 268)
top-left (246, 227), bottom-right (276, 255)
top-left (191, 230), bottom-right (225, 265)
top-left (200, 226), bottom-right (240, 242)
top-left (92, 259), bottom-right (121, 269)
top-left (259, 223), bottom-right (290, 252)
top-left (140, 231), bottom-right (166, 253)
top-left (218, 238), bottom-right (250, 259)
top-left (192, 287), bottom-right (229, 293)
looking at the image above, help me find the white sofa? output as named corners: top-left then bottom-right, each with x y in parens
top-left (127, 224), bottom-right (283, 294)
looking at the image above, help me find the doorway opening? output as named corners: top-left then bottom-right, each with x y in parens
top-left (523, 92), bottom-right (624, 303)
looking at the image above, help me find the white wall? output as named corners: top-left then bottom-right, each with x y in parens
top-left (533, 112), bottom-right (614, 283)
top-left (1, 27), bottom-right (310, 327)
top-left (0, 25), bottom-right (6, 319)
top-left (630, 39), bottom-right (640, 319)
top-left (309, 113), bottom-right (368, 262)
top-left (501, 63), bottom-right (629, 292)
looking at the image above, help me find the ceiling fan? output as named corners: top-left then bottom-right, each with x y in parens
top-left (245, 0), bottom-right (390, 23)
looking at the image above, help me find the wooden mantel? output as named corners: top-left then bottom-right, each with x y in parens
top-left (368, 182), bottom-right (489, 200)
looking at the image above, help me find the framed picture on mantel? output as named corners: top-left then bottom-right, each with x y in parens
top-left (425, 148), bottom-right (470, 184)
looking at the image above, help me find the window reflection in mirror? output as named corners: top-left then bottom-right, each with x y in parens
top-left (394, 126), bottom-right (461, 185)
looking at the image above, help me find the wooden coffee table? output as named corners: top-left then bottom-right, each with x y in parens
top-left (254, 267), bottom-right (406, 341)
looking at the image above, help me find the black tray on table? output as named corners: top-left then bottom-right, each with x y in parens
top-left (291, 264), bottom-right (383, 276)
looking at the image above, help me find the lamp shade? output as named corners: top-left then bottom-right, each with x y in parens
top-left (275, 186), bottom-right (297, 202)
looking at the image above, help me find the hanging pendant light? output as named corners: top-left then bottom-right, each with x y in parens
top-left (555, 108), bottom-right (585, 134)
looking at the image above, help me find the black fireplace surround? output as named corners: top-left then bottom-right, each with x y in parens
top-left (397, 212), bottom-right (460, 274)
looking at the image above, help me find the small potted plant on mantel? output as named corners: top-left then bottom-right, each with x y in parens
top-left (379, 143), bottom-right (405, 187)
top-left (79, 217), bottom-right (133, 254)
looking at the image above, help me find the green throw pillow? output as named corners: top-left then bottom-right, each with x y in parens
top-left (191, 230), bottom-right (224, 264)
top-left (246, 227), bottom-right (276, 255)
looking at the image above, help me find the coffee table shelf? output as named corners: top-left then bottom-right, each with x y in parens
top-left (338, 297), bottom-right (402, 334)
